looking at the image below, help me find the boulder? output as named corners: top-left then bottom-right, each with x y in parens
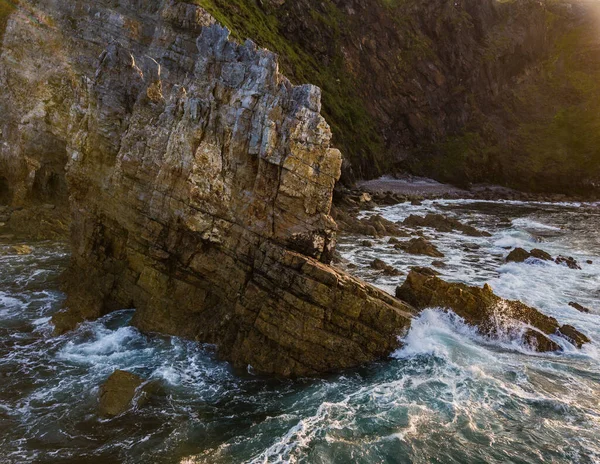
top-left (403, 214), bottom-right (491, 237)
top-left (395, 269), bottom-right (590, 351)
top-left (507, 247), bottom-right (553, 263)
top-left (98, 370), bottom-right (147, 417)
top-left (530, 249), bottom-right (552, 261)
top-left (506, 247), bottom-right (531, 263)
top-left (395, 237), bottom-right (444, 257)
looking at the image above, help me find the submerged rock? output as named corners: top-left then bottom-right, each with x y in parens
top-left (403, 214), bottom-right (491, 237)
top-left (568, 301), bottom-right (591, 313)
top-left (395, 237), bottom-right (444, 257)
top-left (98, 370), bottom-right (146, 417)
top-left (396, 269), bottom-right (590, 351)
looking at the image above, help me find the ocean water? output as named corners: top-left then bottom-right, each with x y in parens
top-left (1, 200), bottom-right (599, 463)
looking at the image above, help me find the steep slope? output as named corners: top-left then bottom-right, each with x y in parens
top-left (194, 0), bottom-right (600, 193)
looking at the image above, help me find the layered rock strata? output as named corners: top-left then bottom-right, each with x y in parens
top-left (0, 0), bottom-right (414, 376)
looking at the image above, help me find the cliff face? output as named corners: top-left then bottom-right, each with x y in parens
top-left (0, 0), bottom-right (414, 376)
top-left (196, 0), bottom-right (600, 193)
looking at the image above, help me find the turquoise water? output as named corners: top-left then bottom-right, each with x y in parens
top-left (1, 200), bottom-right (599, 463)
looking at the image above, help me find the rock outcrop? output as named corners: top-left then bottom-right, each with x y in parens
top-left (396, 269), bottom-right (590, 351)
top-left (0, 0), bottom-right (414, 376)
top-left (506, 248), bottom-right (580, 269)
top-left (395, 237), bottom-right (444, 258)
top-left (403, 214), bottom-right (491, 237)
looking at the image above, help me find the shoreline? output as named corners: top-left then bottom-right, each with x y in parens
top-left (350, 175), bottom-right (600, 205)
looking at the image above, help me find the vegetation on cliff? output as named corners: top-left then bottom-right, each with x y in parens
top-left (0, 0), bottom-right (17, 42)
top-left (191, 0), bottom-right (600, 194)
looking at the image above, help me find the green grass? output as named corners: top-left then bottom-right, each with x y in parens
top-left (0, 0), bottom-right (17, 43)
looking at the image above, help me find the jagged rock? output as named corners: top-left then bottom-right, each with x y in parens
top-left (568, 302), bottom-right (591, 314)
top-left (396, 269), bottom-right (590, 351)
top-left (555, 255), bottom-right (581, 270)
top-left (403, 214), bottom-right (491, 237)
top-left (370, 259), bottom-right (402, 276)
top-left (395, 237), bottom-right (444, 257)
top-left (334, 208), bottom-right (408, 238)
top-left (0, 1), bottom-right (416, 376)
top-left (98, 370), bottom-right (146, 417)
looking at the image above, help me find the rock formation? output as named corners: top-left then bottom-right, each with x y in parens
top-left (396, 269), bottom-right (590, 351)
top-left (98, 370), bottom-right (149, 417)
top-left (403, 214), bottom-right (491, 237)
top-left (0, 0), bottom-right (414, 376)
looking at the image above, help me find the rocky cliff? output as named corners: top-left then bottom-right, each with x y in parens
top-left (0, 0), bottom-right (414, 376)
top-left (195, 0), bottom-right (600, 194)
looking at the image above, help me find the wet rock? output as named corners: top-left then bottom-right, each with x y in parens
top-left (506, 247), bottom-right (531, 263)
top-left (98, 370), bottom-right (147, 417)
top-left (395, 269), bottom-right (589, 351)
top-left (395, 237), bottom-right (444, 257)
top-left (360, 240), bottom-right (374, 247)
top-left (11, 245), bottom-right (32, 255)
top-left (523, 329), bottom-right (561, 352)
top-left (431, 260), bottom-right (446, 268)
top-left (558, 325), bottom-right (590, 348)
top-left (370, 259), bottom-right (402, 276)
top-left (530, 249), bottom-right (552, 261)
top-left (403, 214), bottom-right (490, 237)
top-left (335, 209), bottom-right (409, 238)
top-left (555, 256), bottom-right (581, 270)
top-left (568, 302), bottom-right (591, 314)
top-left (586, 260), bottom-right (593, 265)
top-left (388, 237), bottom-right (400, 245)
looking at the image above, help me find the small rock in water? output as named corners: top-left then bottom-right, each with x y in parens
top-left (12, 245), bottom-right (33, 255)
top-left (555, 255), bottom-right (581, 270)
top-left (506, 247), bottom-right (531, 263)
top-left (431, 260), bottom-right (446, 268)
top-left (558, 325), bottom-right (590, 348)
top-left (98, 370), bottom-right (150, 418)
top-left (586, 260), bottom-right (593, 265)
top-left (568, 302), bottom-right (591, 313)
top-left (370, 258), bottom-right (402, 276)
top-left (360, 240), bottom-right (373, 247)
top-left (395, 237), bottom-right (444, 257)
